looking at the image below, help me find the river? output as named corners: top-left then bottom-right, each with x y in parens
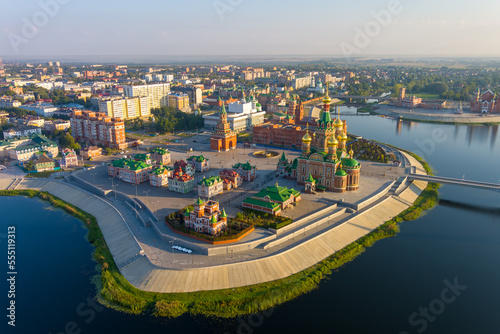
top-left (1, 111), bottom-right (499, 334)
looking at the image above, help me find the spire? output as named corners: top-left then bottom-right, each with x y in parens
top-left (302, 123), bottom-right (312, 143)
top-left (280, 151), bottom-right (286, 161)
top-left (221, 208), bottom-right (227, 218)
top-left (219, 96), bottom-right (226, 114)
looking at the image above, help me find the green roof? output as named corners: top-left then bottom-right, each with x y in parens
top-left (134, 153), bottom-right (150, 161)
top-left (220, 208), bottom-right (227, 218)
top-left (150, 166), bottom-right (172, 175)
top-left (210, 215), bottom-right (218, 224)
top-left (150, 147), bottom-right (168, 155)
top-left (341, 158), bottom-right (360, 168)
top-left (111, 158), bottom-right (152, 171)
top-left (318, 109), bottom-right (333, 125)
top-left (243, 197), bottom-right (280, 211)
top-left (254, 185), bottom-right (300, 203)
top-left (233, 162), bottom-right (255, 170)
top-left (196, 198), bottom-right (204, 205)
top-left (199, 176), bottom-right (222, 186)
top-left (335, 168), bottom-right (347, 176)
top-left (280, 151), bottom-right (287, 161)
top-left (306, 174), bottom-right (315, 183)
top-left (188, 155), bottom-right (207, 163)
top-left (292, 158), bottom-right (298, 169)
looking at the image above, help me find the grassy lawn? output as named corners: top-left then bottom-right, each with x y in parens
top-left (25, 170), bottom-right (64, 178)
top-left (411, 93), bottom-right (441, 100)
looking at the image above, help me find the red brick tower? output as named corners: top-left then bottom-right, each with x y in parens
top-left (210, 98), bottom-right (237, 152)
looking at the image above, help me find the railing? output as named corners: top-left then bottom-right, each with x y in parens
top-left (408, 174), bottom-right (500, 192)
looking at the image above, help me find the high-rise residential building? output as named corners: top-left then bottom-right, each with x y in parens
top-left (98, 96), bottom-right (150, 119)
top-left (167, 93), bottom-right (190, 110)
top-left (70, 110), bottom-right (126, 149)
top-left (0, 58), bottom-right (5, 76)
top-left (124, 83), bottom-right (170, 110)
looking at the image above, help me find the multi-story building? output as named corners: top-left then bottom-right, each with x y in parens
top-left (242, 184), bottom-right (301, 216)
top-left (210, 99), bottom-right (237, 152)
top-left (32, 154), bottom-right (56, 172)
top-left (187, 155), bottom-right (209, 172)
top-left (150, 147), bottom-right (171, 165)
top-left (149, 165), bottom-right (173, 187)
top-left (19, 102), bottom-right (58, 117)
top-left (5, 134), bottom-right (59, 162)
top-left (168, 167), bottom-right (194, 194)
top-left (470, 89), bottom-right (500, 114)
top-left (133, 153), bottom-right (152, 164)
top-left (203, 94), bottom-right (265, 132)
top-left (171, 86), bottom-right (203, 105)
top-left (80, 146), bottom-right (102, 160)
top-left (70, 110), bottom-right (127, 149)
top-left (124, 83), bottom-right (171, 110)
top-left (59, 148), bottom-right (79, 168)
top-left (3, 126), bottom-right (42, 140)
top-left (293, 76), bottom-right (313, 90)
top-left (43, 120), bottom-right (71, 133)
top-left (391, 88), bottom-right (446, 110)
top-left (167, 93), bottom-right (190, 110)
top-left (183, 198), bottom-right (227, 236)
top-left (98, 96), bottom-right (150, 119)
top-left (198, 176), bottom-right (224, 199)
top-left (0, 97), bottom-right (21, 108)
top-left (219, 169), bottom-right (243, 190)
top-left (174, 160), bottom-right (195, 176)
top-left (232, 162), bottom-right (256, 181)
top-left (108, 158), bottom-right (153, 185)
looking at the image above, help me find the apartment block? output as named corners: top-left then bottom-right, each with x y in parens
top-left (124, 83), bottom-right (170, 110)
top-left (70, 110), bottom-right (126, 149)
top-left (98, 96), bottom-right (150, 119)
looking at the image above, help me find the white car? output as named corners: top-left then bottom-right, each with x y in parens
top-left (0, 165), bottom-right (6, 170)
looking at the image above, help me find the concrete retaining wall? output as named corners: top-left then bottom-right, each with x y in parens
top-left (275, 202), bottom-right (338, 236)
top-left (68, 174), bottom-right (110, 197)
top-left (346, 180), bottom-right (395, 211)
top-left (264, 208), bottom-right (347, 249)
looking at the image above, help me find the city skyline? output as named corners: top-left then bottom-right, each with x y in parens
top-left (1, 0), bottom-right (500, 58)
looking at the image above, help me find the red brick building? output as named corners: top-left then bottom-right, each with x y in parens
top-left (470, 89), bottom-right (500, 114)
top-left (70, 110), bottom-right (127, 149)
top-left (210, 100), bottom-right (237, 152)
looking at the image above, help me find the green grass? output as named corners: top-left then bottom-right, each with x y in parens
top-left (0, 152), bottom-right (439, 319)
top-left (411, 93), bottom-right (440, 100)
top-left (24, 170), bottom-right (63, 178)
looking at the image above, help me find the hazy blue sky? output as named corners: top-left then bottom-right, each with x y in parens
top-left (1, 0), bottom-right (499, 58)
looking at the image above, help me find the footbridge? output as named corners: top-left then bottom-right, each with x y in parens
top-left (408, 174), bottom-right (500, 192)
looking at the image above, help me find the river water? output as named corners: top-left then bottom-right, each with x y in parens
top-left (1, 110), bottom-right (499, 334)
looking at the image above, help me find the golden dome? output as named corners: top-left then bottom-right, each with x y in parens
top-left (328, 135), bottom-right (338, 147)
top-left (302, 132), bottom-right (312, 143)
top-left (340, 132), bottom-right (348, 141)
top-left (334, 117), bottom-right (344, 128)
top-left (349, 149), bottom-right (354, 156)
top-left (322, 92), bottom-right (332, 104)
top-left (302, 124), bottom-right (312, 143)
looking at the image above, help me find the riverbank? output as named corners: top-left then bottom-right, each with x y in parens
top-left (0, 150), bottom-right (439, 318)
top-left (374, 106), bottom-right (500, 125)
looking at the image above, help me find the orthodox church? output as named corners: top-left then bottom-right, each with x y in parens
top-left (277, 91), bottom-right (361, 193)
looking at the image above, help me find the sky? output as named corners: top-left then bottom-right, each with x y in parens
top-left (1, 0), bottom-right (500, 59)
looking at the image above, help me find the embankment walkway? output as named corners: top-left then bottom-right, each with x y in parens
top-left (8, 151), bottom-right (428, 293)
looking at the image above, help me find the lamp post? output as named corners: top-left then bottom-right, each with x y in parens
top-left (91, 172), bottom-right (96, 185)
top-left (143, 190), bottom-right (150, 208)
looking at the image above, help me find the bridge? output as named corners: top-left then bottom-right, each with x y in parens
top-left (329, 95), bottom-right (392, 101)
top-left (408, 174), bottom-right (500, 192)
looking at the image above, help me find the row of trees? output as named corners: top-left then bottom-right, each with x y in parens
top-left (151, 106), bottom-right (204, 134)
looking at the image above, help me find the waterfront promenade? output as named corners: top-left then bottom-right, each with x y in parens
top-left (375, 105), bottom-right (500, 124)
top-left (2, 151), bottom-right (426, 293)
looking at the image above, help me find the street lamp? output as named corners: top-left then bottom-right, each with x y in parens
top-left (143, 190), bottom-right (150, 207)
top-left (91, 172), bottom-right (97, 185)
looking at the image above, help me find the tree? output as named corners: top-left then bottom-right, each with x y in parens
top-left (106, 148), bottom-right (112, 156)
